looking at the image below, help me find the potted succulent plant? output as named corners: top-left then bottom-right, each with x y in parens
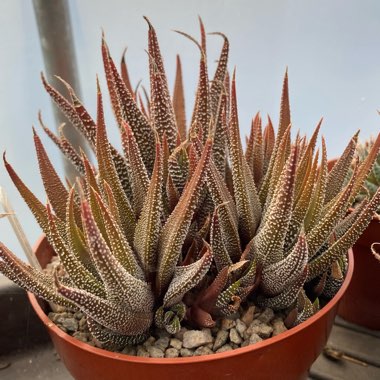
top-left (1, 18), bottom-right (380, 380)
top-left (337, 137), bottom-right (380, 330)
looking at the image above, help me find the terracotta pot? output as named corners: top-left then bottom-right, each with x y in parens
top-left (337, 218), bottom-right (380, 330)
top-left (28, 236), bottom-right (354, 380)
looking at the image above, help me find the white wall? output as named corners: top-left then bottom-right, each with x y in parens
top-left (1, 0), bottom-right (380, 259)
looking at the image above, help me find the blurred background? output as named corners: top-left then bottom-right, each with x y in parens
top-left (0, 0), bottom-right (379, 259)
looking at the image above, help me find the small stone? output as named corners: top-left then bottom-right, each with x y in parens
top-left (220, 318), bottom-right (236, 330)
top-left (143, 336), bottom-right (156, 348)
top-left (74, 311), bottom-right (84, 320)
top-left (193, 346), bottom-right (214, 356)
top-left (229, 328), bottom-right (242, 345)
top-left (52, 313), bottom-right (67, 324)
top-left (248, 333), bottom-right (263, 345)
top-left (93, 339), bottom-right (103, 349)
top-left (244, 320), bottom-right (273, 339)
top-left (236, 319), bottom-right (247, 336)
top-left (165, 348), bottom-right (179, 358)
top-left (155, 329), bottom-right (171, 339)
top-left (182, 329), bottom-right (213, 349)
top-left (216, 344), bottom-right (233, 353)
top-left (79, 317), bottom-right (87, 330)
top-left (147, 346), bottom-right (164, 358)
top-left (258, 308), bottom-right (275, 324)
top-left (272, 318), bottom-right (288, 337)
top-left (72, 332), bottom-right (88, 342)
top-left (241, 306), bottom-right (255, 326)
top-left (211, 325), bottom-right (220, 336)
top-left (180, 348), bottom-right (194, 357)
top-left (136, 346), bottom-right (150, 357)
top-left (174, 327), bottom-right (187, 340)
top-left (58, 325), bottom-right (67, 333)
top-left (155, 337), bottom-right (170, 351)
top-left (121, 346), bottom-right (137, 356)
top-left (169, 338), bottom-right (182, 350)
top-left (213, 330), bottom-right (229, 351)
top-left (228, 312), bottom-right (240, 320)
top-left (62, 318), bottom-right (78, 332)
top-left (54, 305), bottom-right (67, 313)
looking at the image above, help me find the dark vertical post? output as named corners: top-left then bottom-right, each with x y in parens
top-left (32, 0), bottom-right (89, 181)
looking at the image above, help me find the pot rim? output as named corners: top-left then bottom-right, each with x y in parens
top-left (28, 235), bottom-right (354, 365)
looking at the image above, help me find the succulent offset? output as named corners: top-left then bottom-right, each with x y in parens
top-left (353, 137), bottom-right (380, 210)
top-left (1, 18), bottom-right (380, 349)
top-left (349, 136), bottom-right (380, 262)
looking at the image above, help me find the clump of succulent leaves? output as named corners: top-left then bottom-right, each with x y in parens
top-left (349, 136), bottom-right (380, 262)
top-left (352, 137), bottom-right (380, 211)
top-left (1, 18), bottom-right (380, 350)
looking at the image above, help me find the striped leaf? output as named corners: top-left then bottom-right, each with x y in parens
top-left (156, 139), bottom-right (212, 295)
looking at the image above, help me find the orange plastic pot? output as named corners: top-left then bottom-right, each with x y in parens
top-left (337, 217), bottom-right (380, 330)
top-left (28, 236), bottom-right (353, 380)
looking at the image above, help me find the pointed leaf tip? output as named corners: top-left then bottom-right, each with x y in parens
top-left (143, 16), bottom-right (153, 29)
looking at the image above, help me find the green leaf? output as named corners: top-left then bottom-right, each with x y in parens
top-left (156, 138), bottom-right (212, 295)
top-left (263, 116), bottom-right (275, 174)
top-left (325, 131), bottom-right (358, 203)
top-left (87, 318), bottom-right (147, 348)
top-left (33, 128), bottom-right (70, 221)
top-left (96, 82), bottom-right (136, 243)
top-left (91, 188), bottom-right (144, 280)
top-left (305, 137), bottom-right (328, 232)
top-left (81, 201), bottom-right (153, 311)
top-left (163, 241), bottom-right (213, 307)
top-left (172, 55), bottom-right (187, 142)
top-left (210, 205), bottom-right (233, 272)
top-left (57, 283), bottom-right (152, 336)
top-left (261, 234), bottom-right (308, 296)
top-left (168, 141), bottom-right (189, 196)
top-left (46, 203), bottom-right (105, 297)
top-left (41, 73), bottom-right (96, 146)
top-left (308, 186), bottom-right (380, 279)
top-left (0, 242), bottom-right (73, 308)
top-left (307, 161), bottom-right (358, 259)
top-left (39, 114), bottom-right (85, 175)
top-left (145, 17), bottom-right (178, 152)
top-left (253, 146), bottom-right (298, 266)
top-left (102, 37), bottom-right (156, 173)
top-left (258, 267), bottom-right (307, 311)
top-left (3, 153), bottom-right (59, 238)
top-left (121, 122), bottom-right (149, 216)
top-left (212, 92), bottom-right (228, 176)
top-left (209, 33), bottom-right (229, 119)
top-left (249, 113), bottom-right (265, 187)
top-left (192, 136), bottom-right (240, 260)
top-left (228, 70), bottom-right (261, 241)
top-left (133, 137), bottom-right (163, 277)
